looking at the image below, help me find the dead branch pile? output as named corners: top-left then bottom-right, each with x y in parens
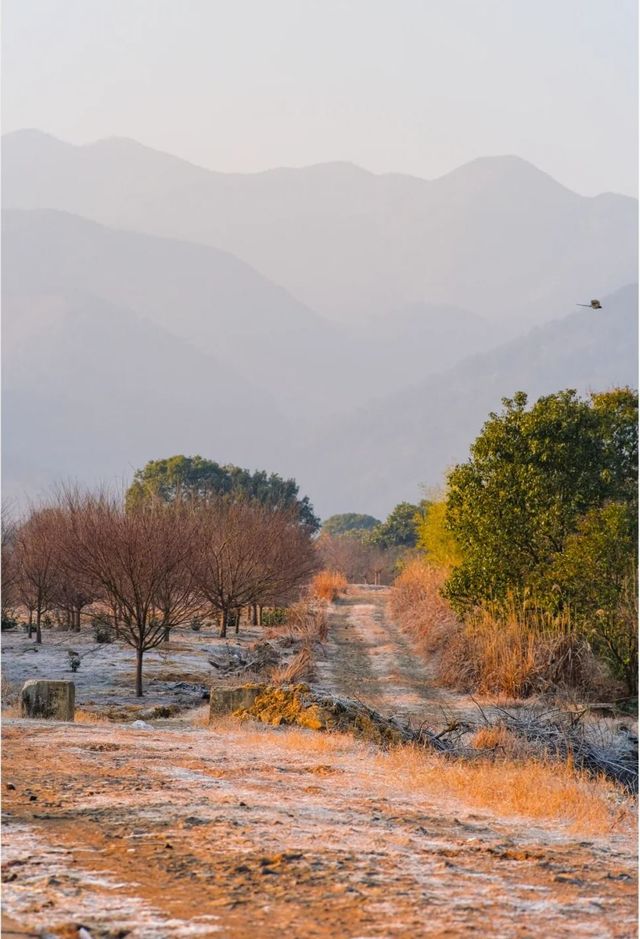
top-left (411, 704), bottom-right (638, 793)
top-left (479, 706), bottom-right (638, 793)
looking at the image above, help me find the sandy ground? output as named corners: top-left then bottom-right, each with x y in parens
top-left (2, 588), bottom-right (638, 938)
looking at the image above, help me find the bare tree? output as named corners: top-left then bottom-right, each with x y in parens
top-left (316, 532), bottom-right (398, 585)
top-left (1, 503), bottom-right (18, 623)
top-left (13, 507), bottom-right (61, 643)
top-left (194, 501), bottom-right (316, 637)
top-left (60, 490), bottom-right (200, 695)
top-left (252, 507), bottom-right (318, 610)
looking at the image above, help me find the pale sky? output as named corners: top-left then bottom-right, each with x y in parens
top-left (2, 0), bottom-right (638, 196)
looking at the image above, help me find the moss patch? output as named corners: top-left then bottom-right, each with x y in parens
top-left (228, 684), bottom-right (410, 747)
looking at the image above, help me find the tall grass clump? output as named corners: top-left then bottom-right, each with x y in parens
top-left (439, 606), bottom-right (617, 700)
top-left (389, 559), bottom-right (458, 653)
top-left (311, 570), bottom-right (348, 602)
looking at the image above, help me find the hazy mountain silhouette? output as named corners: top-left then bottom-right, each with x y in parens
top-left (298, 284), bottom-right (639, 516)
top-left (4, 130), bottom-right (637, 330)
top-left (2, 229), bottom-right (293, 504)
top-left (2, 208), bottom-right (498, 420)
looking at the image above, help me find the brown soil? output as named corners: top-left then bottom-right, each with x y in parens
top-left (2, 588), bottom-right (637, 938)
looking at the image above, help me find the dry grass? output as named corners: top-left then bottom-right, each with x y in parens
top-left (270, 647), bottom-right (314, 685)
top-left (187, 704), bottom-right (211, 727)
top-left (206, 712), bottom-right (633, 835)
top-left (470, 725), bottom-right (534, 759)
top-left (389, 560), bottom-right (459, 653)
top-left (266, 600), bottom-right (328, 643)
top-left (439, 612), bottom-right (617, 700)
top-left (311, 570), bottom-right (348, 602)
top-left (222, 721), bottom-right (360, 757)
top-left (74, 708), bottom-right (113, 724)
top-left (391, 560), bottom-right (618, 700)
top-left (2, 704), bottom-right (21, 718)
top-left (378, 745), bottom-right (635, 836)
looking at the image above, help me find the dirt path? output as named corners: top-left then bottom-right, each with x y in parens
top-left (315, 586), bottom-right (480, 727)
top-left (2, 588), bottom-right (638, 938)
top-left (2, 718), bottom-right (637, 939)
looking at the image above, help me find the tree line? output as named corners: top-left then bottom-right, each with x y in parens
top-left (3, 486), bottom-right (317, 696)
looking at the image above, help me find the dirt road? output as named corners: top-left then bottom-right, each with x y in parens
top-left (316, 586), bottom-right (478, 725)
top-left (2, 588), bottom-right (637, 938)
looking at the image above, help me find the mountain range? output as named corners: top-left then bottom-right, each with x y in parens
top-left (2, 130), bottom-right (637, 515)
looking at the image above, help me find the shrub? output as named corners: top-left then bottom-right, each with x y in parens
top-left (261, 608), bottom-right (288, 626)
top-left (68, 650), bottom-right (81, 672)
top-left (437, 611), bottom-right (616, 700)
top-left (311, 570), bottom-right (348, 602)
top-left (92, 616), bottom-right (115, 644)
top-left (189, 617), bottom-right (203, 632)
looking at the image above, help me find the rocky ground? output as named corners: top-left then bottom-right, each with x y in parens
top-left (2, 588), bottom-right (638, 938)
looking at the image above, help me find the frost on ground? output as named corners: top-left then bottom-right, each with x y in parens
top-left (2, 588), bottom-right (638, 938)
top-left (1, 620), bottom-right (285, 719)
top-left (2, 717), bottom-right (637, 939)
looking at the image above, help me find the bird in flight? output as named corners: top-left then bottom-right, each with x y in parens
top-left (577, 299), bottom-right (602, 310)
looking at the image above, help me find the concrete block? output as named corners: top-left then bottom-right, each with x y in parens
top-left (20, 680), bottom-right (75, 721)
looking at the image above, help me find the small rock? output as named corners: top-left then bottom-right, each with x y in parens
top-left (5, 782), bottom-right (16, 791)
top-left (129, 720), bottom-right (151, 729)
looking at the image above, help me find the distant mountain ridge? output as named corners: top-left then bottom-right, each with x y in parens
top-left (297, 283), bottom-right (639, 515)
top-left (4, 129), bottom-right (637, 330)
top-left (1, 208), bottom-right (500, 419)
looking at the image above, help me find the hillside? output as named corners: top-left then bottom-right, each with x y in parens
top-left (3, 207), bottom-right (636, 515)
top-left (2, 285), bottom-right (290, 506)
top-left (299, 284), bottom-right (639, 516)
top-left (2, 209), bottom-right (497, 422)
top-left (4, 131), bottom-right (637, 330)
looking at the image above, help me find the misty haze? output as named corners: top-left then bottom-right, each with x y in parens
top-left (2, 3), bottom-right (638, 938)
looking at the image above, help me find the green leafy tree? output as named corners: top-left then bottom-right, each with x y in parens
top-left (126, 455), bottom-right (320, 531)
top-left (368, 502), bottom-right (425, 549)
top-left (321, 513), bottom-right (380, 536)
top-left (591, 388), bottom-right (638, 506)
top-left (444, 389), bottom-right (638, 611)
top-left (417, 500), bottom-right (462, 569)
top-left (545, 502), bottom-right (637, 693)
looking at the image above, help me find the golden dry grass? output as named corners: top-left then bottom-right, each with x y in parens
top-left (205, 714), bottom-right (634, 836)
top-left (377, 745), bottom-right (634, 836)
top-left (391, 560), bottom-right (617, 699)
top-left (74, 708), bottom-right (112, 723)
top-left (311, 570), bottom-right (348, 602)
top-left (470, 725), bottom-right (534, 759)
top-left (270, 647), bottom-right (314, 685)
top-left (207, 714), bottom-right (362, 756)
top-left (389, 559), bottom-right (459, 653)
top-left (438, 613), bottom-right (616, 699)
